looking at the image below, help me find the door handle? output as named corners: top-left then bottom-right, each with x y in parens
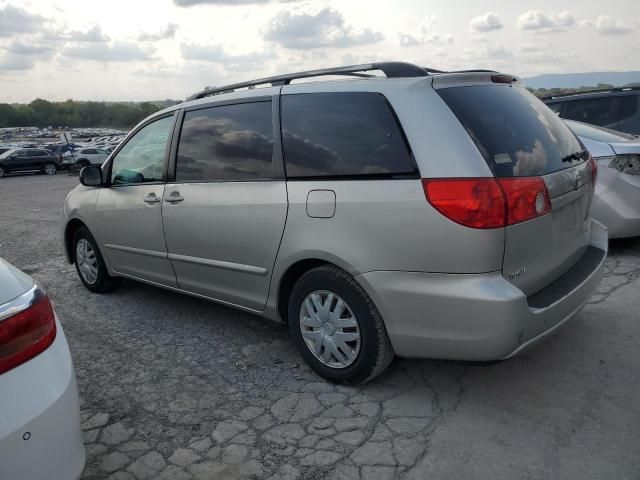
top-left (165, 192), bottom-right (184, 203)
top-left (143, 193), bottom-right (161, 204)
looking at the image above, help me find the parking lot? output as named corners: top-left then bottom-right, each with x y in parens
top-left (1, 172), bottom-right (639, 480)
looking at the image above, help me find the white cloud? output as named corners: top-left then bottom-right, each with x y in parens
top-left (580, 16), bottom-right (633, 35)
top-left (470, 12), bottom-right (503, 32)
top-left (64, 42), bottom-right (155, 62)
top-left (0, 4), bottom-right (46, 37)
top-left (0, 0), bottom-right (638, 102)
top-left (138, 23), bottom-right (179, 41)
top-left (0, 54), bottom-right (37, 71)
top-left (398, 33), bottom-right (421, 47)
top-left (174, 0), bottom-right (300, 6)
top-left (68, 25), bottom-right (111, 43)
top-left (4, 39), bottom-right (56, 56)
top-left (399, 16), bottom-right (453, 47)
top-left (0, 37), bottom-right (57, 72)
top-left (517, 10), bottom-right (575, 32)
top-left (180, 42), bottom-right (274, 69)
top-left (263, 6), bottom-right (383, 49)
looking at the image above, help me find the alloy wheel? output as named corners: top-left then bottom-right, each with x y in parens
top-left (76, 238), bottom-right (98, 284)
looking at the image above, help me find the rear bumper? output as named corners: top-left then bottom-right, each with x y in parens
top-left (0, 316), bottom-right (85, 480)
top-left (592, 168), bottom-right (640, 238)
top-left (357, 220), bottom-right (608, 360)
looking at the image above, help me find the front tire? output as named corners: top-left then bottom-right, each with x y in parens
top-left (0, 166), bottom-right (5, 178)
top-left (73, 226), bottom-right (118, 293)
top-left (43, 162), bottom-right (58, 175)
top-left (289, 265), bottom-right (394, 384)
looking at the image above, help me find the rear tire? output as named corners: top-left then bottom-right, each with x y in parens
top-left (43, 162), bottom-right (57, 175)
top-left (288, 265), bottom-right (394, 384)
top-left (78, 159), bottom-right (90, 167)
top-left (73, 226), bottom-right (119, 293)
top-left (0, 166), bottom-right (5, 178)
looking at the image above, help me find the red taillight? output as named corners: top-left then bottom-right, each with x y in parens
top-left (422, 177), bottom-right (551, 229)
top-left (498, 177), bottom-right (551, 225)
top-left (422, 178), bottom-right (506, 229)
top-left (589, 154), bottom-right (597, 185)
top-left (0, 294), bottom-right (56, 375)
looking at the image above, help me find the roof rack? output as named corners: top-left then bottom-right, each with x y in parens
top-left (186, 62), bottom-right (431, 100)
top-left (540, 85), bottom-right (640, 100)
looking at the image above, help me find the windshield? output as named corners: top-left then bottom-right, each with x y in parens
top-left (438, 85), bottom-right (586, 177)
top-left (564, 119), bottom-right (637, 143)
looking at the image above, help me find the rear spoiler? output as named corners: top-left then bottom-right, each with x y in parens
top-left (431, 72), bottom-right (521, 90)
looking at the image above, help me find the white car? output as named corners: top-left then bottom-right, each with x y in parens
top-left (565, 119), bottom-right (640, 238)
top-left (63, 148), bottom-right (110, 167)
top-left (0, 258), bottom-right (85, 480)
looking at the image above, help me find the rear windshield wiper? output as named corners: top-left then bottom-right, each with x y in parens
top-left (561, 150), bottom-right (588, 163)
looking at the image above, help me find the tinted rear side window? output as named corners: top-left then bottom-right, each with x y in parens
top-left (176, 101), bottom-right (273, 181)
top-left (439, 85), bottom-right (585, 177)
top-left (281, 92), bottom-right (415, 178)
top-left (563, 97), bottom-right (616, 126)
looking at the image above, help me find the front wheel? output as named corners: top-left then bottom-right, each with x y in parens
top-left (0, 166), bottom-right (5, 178)
top-left (73, 226), bottom-right (119, 293)
top-left (43, 162), bottom-right (58, 175)
top-left (289, 265), bottom-right (394, 384)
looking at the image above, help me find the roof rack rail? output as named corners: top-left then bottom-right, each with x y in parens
top-left (446, 69), bottom-right (499, 74)
top-left (540, 85), bottom-right (640, 100)
top-left (186, 62), bottom-right (431, 100)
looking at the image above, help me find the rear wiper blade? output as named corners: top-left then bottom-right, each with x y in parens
top-left (562, 149), bottom-right (588, 163)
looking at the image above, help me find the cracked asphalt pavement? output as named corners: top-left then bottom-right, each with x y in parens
top-left (1, 173), bottom-right (639, 480)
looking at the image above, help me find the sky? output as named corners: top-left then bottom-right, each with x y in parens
top-left (1, 0), bottom-right (639, 102)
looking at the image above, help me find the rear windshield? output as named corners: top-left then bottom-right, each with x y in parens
top-left (439, 85), bottom-right (585, 177)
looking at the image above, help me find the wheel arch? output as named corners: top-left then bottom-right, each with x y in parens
top-left (275, 254), bottom-right (365, 325)
top-left (64, 218), bottom-right (88, 264)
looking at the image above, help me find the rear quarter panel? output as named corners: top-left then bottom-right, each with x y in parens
top-left (274, 179), bottom-right (505, 276)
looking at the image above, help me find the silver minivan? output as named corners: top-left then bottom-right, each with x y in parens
top-left (62, 62), bottom-right (607, 383)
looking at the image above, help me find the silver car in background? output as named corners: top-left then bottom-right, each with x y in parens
top-left (565, 119), bottom-right (640, 238)
top-left (62, 62), bottom-right (607, 383)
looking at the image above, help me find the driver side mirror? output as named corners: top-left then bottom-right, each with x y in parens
top-left (79, 165), bottom-right (103, 187)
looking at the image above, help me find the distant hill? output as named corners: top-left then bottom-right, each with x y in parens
top-left (524, 71), bottom-right (640, 89)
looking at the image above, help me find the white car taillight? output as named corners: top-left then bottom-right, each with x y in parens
top-left (0, 287), bottom-right (56, 375)
top-left (608, 154), bottom-right (640, 175)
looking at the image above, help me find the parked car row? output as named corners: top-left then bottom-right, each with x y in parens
top-left (0, 145), bottom-right (115, 178)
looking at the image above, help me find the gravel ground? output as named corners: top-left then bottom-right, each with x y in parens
top-left (1, 172), bottom-right (639, 480)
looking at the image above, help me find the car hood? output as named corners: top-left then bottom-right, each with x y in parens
top-left (609, 141), bottom-right (640, 156)
top-left (0, 257), bottom-right (34, 305)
